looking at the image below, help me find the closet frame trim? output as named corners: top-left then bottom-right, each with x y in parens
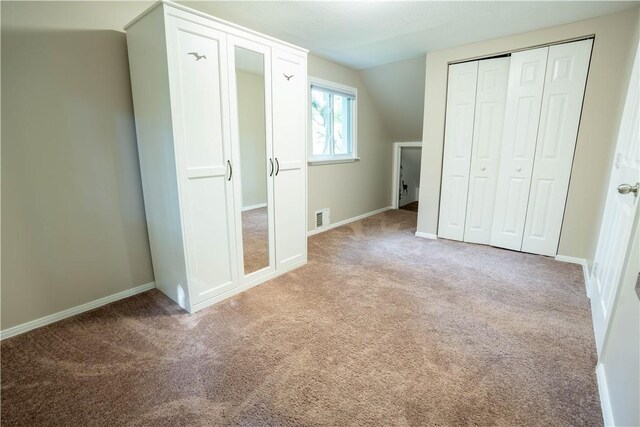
top-left (447, 34), bottom-right (595, 66)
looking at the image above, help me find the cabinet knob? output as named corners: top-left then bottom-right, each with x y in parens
top-left (516, 167), bottom-right (522, 172)
top-left (480, 167), bottom-right (486, 171)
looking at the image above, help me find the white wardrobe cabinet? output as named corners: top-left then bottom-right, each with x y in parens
top-left (439, 39), bottom-right (593, 257)
top-left (126, 1), bottom-right (308, 313)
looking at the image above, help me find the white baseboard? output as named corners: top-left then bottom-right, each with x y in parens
top-left (596, 363), bottom-right (614, 426)
top-left (555, 255), bottom-right (591, 298)
top-left (307, 206), bottom-right (392, 236)
top-left (242, 203), bottom-right (267, 212)
top-left (415, 231), bottom-right (438, 240)
top-left (0, 282), bottom-right (156, 340)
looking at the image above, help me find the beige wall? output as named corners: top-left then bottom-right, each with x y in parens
top-left (359, 56), bottom-right (426, 142)
top-left (417, 8), bottom-right (640, 266)
top-left (308, 54), bottom-right (393, 230)
top-left (237, 70), bottom-right (267, 209)
top-left (1, 27), bottom-right (155, 329)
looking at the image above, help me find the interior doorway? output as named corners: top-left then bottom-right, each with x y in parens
top-left (391, 142), bottom-right (422, 210)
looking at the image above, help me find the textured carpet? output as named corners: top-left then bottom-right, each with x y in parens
top-left (241, 207), bottom-right (269, 274)
top-left (1, 209), bottom-right (601, 426)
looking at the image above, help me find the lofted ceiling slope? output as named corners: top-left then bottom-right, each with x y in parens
top-left (358, 56), bottom-right (426, 142)
top-left (3, 1), bottom-right (637, 143)
top-left (182, 1), bottom-right (637, 69)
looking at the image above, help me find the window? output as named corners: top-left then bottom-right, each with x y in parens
top-left (309, 77), bottom-right (357, 164)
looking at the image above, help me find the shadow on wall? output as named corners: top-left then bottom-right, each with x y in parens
top-left (1, 29), bottom-right (154, 329)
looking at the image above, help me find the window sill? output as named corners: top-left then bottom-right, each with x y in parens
top-left (308, 158), bottom-right (360, 166)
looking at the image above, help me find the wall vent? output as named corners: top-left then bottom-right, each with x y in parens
top-left (315, 208), bottom-right (330, 229)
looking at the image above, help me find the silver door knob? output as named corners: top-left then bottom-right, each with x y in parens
top-left (480, 167), bottom-right (486, 171)
top-left (617, 183), bottom-right (639, 197)
top-left (516, 167), bottom-right (522, 172)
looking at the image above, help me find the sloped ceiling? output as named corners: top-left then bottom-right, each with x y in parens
top-left (4, 1), bottom-right (636, 144)
top-left (4, 1), bottom-right (635, 70)
top-left (179, 1), bottom-right (635, 142)
top-left (182, 1), bottom-right (637, 69)
top-left (358, 56), bottom-right (426, 142)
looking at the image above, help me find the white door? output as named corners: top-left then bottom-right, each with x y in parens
top-left (490, 47), bottom-right (549, 251)
top-left (438, 61), bottom-right (478, 241)
top-left (464, 57), bottom-right (510, 244)
top-left (596, 221), bottom-right (639, 427)
top-left (521, 39), bottom-right (593, 256)
top-left (590, 42), bottom-right (640, 355)
top-left (272, 49), bottom-right (307, 269)
top-left (166, 18), bottom-right (238, 306)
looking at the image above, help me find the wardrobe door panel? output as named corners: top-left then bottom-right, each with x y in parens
top-left (166, 17), bottom-right (238, 306)
top-left (273, 49), bottom-right (307, 269)
top-left (438, 61), bottom-right (478, 241)
top-left (464, 57), bottom-right (510, 244)
top-left (227, 38), bottom-right (277, 284)
top-left (490, 47), bottom-right (549, 251)
top-left (522, 39), bottom-right (592, 256)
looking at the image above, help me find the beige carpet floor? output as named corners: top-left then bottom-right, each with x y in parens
top-left (241, 207), bottom-right (269, 274)
top-left (1, 209), bottom-right (601, 426)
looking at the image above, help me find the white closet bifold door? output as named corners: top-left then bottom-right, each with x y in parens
top-left (490, 47), bottom-right (549, 251)
top-left (463, 57), bottom-right (510, 244)
top-left (521, 39), bottom-right (593, 256)
top-left (438, 61), bottom-right (478, 241)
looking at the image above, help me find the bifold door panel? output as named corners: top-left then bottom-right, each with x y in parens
top-left (464, 57), bottom-right (510, 245)
top-left (438, 39), bottom-right (592, 257)
top-left (489, 46), bottom-right (549, 251)
top-left (438, 61), bottom-right (479, 241)
top-left (521, 39), bottom-right (593, 256)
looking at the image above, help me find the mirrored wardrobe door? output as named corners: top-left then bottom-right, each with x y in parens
top-left (228, 38), bottom-right (275, 278)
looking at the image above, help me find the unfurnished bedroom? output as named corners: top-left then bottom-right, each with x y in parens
top-left (1, 1), bottom-right (639, 425)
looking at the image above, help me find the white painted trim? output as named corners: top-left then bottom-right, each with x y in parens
top-left (308, 158), bottom-right (360, 166)
top-left (596, 363), bottom-right (614, 426)
top-left (308, 76), bottom-right (358, 164)
top-left (0, 282), bottom-right (156, 340)
top-left (415, 231), bottom-right (438, 240)
top-left (309, 76), bottom-right (357, 97)
top-left (241, 203), bottom-right (267, 212)
top-left (307, 206), bottom-right (392, 236)
top-left (391, 142), bottom-right (422, 209)
top-left (555, 255), bottom-right (591, 298)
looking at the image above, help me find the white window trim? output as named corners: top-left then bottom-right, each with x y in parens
top-left (308, 76), bottom-right (358, 165)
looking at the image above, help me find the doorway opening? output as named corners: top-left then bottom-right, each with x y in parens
top-left (391, 142), bottom-right (422, 211)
